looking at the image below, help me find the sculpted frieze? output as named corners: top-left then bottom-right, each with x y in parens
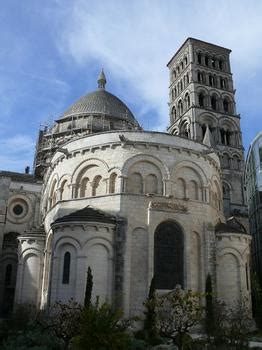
top-left (149, 200), bottom-right (187, 212)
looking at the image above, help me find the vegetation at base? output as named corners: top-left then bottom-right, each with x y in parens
top-left (0, 277), bottom-right (260, 350)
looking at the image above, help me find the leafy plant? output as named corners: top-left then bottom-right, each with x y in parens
top-left (155, 286), bottom-right (203, 349)
top-left (73, 299), bottom-right (131, 350)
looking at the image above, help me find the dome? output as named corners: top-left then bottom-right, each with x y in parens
top-left (59, 70), bottom-right (139, 127)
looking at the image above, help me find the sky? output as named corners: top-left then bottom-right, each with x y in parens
top-left (0, 0), bottom-right (262, 172)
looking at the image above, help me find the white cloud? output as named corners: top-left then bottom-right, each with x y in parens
top-left (55, 0), bottom-right (262, 132)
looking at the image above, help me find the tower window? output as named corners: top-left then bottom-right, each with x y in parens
top-left (184, 56), bottom-right (188, 65)
top-left (220, 77), bottom-right (226, 89)
top-left (223, 99), bottom-right (229, 112)
top-left (219, 60), bottom-right (223, 70)
top-left (62, 252), bottom-right (71, 284)
top-left (197, 53), bottom-right (202, 64)
top-left (211, 58), bottom-right (216, 68)
top-left (211, 96), bottom-right (217, 110)
top-left (198, 72), bottom-right (203, 83)
top-left (178, 100), bottom-right (183, 115)
top-left (199, 93), bottom-right (204, 107)
top-left (205, 55), bottom-right (209, 66)
top-left (209, 75), bottom-right (214, 86)
top-left (185, 93), bottom-right (190, 109)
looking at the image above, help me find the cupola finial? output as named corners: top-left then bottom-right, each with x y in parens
top-left (97, 68), bottom-right (106, 89)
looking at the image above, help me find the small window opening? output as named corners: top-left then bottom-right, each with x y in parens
top-left (62, 252), bottom-right (71, 284)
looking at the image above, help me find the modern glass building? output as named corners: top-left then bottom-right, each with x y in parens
top-left (245, 132), bottom-right (262, 279)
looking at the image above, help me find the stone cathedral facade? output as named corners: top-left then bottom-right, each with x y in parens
top-left (0, 38), bottom-right (251, 317)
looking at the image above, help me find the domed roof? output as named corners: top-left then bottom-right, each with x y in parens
top-left (60, 70), bottom-right (139, 126)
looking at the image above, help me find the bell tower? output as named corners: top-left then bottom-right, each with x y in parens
top-left (167, 38), bottom-right (247, 219)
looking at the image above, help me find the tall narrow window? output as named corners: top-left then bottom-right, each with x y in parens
top-left (62, 252), bottom-right (71, 284)
top-left (197, 53), bottom-right (202, 64)
top-left (205, 55), bottom-right (209, 66)
top-left (199, 93), bottom-right (204, 107)
top-left (223, 99), bottom-right (229, 112)
top-left (5, 264), bottom-right (12, 286)
top-left (109, 173), bottom-right (117, 194)
top-left (211, 96), bottom-right (217, 110)
top-left (154, 221), bottom-right (184, 289)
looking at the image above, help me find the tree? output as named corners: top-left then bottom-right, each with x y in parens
top-left (73, 299), bottom-right (131, 350)
top-left (205, 273), bottom-right (214, 339)
top-left (212, 297), bottom-right (252, 348)
top-left (143, 276), bottom-right (157, 339)
top-left (49, 299), bottom-right (82, 350)
top-left (155, 286), bottom-right (203, 349)
top-left (84, 266), bottom-right (93, 308)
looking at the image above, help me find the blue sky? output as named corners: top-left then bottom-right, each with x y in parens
top-left (0, 0), bottom-right (262, 172)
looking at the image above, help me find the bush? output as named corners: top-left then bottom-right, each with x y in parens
top-left (73, 300), bottom-right (131, 349)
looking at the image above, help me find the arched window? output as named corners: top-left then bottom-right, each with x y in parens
top-left (185, 93), bottom-right (190, 109)
top-left (180, 80), bottom-right (183, 91)
top-left (220, 129), bottom-right (226, 145)
top-left (178, 100), bottom-right (183, 115)
top-left (5, 264), bottom-right (12, 286)
top-left (62, 252), bottom-right (71, 284)
top-left (171, 106), bottom-right (176, 122)
top-left (219, 60), bottom-right (223, 70)
top-left (176, 178), bottom-right (186, 198)
top-left (109, 173), bottom-right (117, 194)
top-left (223, 182), bottom-right (231, 215)
top-left (197, 53), bottom-right (202, 64)
top-left (199, 93), bottom-right (204, 107)
top-left (223, 99), bottom-right (229, 113)
top-left (186, 73), bottom-right (189, 84)
top-left (205, 55), bottom-right (209, 66)
top-left (145, 174), bottom-right (158, 194)
top-left (221, 153), bottom-right (230, 168)
top-left (181, 121), bottom-right (190, 138)
top-left (154, 221), bottom-right (184, 289)
top-left (226, 130), bottom-right (231, 145)
top-left (60, 180), bottom-right (69, 200)
top-left (211, 95), bottom-right (217, 110)
top-left (209, 75), bottom-right (214, 86)
top-left (80, 177), bottom-right (89, 198)
top-left (184, 56), bottom-right (188, 65)
top-left (92, 175), bottom-right (102, 196)
top-left (180, 61), bottom-right (184, 70)
top-left (128, 172), bottom-right (143, 194)
top-left (173, 70), bottom-right (176, 79)
top-left (188, 180), bottom-right (199, 200)
top-left (197, 72), bottom-right (203, 83)
top-left (211, 57), bottom-right (216, 68)
top-left (232, 155), bottom-right (241, 170)
top-left (220, 77), bottom-right (226, 89)
top-left (174, 86), bottom-right (177, 97)
top-left (50, 179), bottom-right (57, 208)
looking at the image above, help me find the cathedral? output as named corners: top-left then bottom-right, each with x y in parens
top-left (0, 38), bottom-right (251, 317)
